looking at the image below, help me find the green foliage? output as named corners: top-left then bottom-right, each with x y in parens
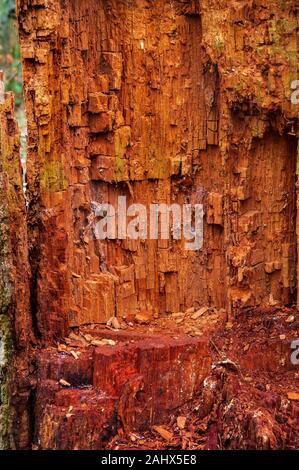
top-left (0, 0), bottom-right (15, 23)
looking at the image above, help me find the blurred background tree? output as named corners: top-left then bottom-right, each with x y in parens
top-left (0, 0), bottom-right (26, 174)
top-left (0, 0), bottom-right (23, 109)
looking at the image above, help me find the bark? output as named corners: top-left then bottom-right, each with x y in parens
top-left (0, 81), bottom-right (32, 449)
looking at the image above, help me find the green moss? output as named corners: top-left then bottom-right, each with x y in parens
top-left (147, 144), bottom-right (170, 179)
top-left (115, 153), bottom-right (125, 182)
top-left (40, 156), bottom-right (68, 193)
top-left (213, 32), bottom-right (225, 57)
top-left (279, 0), bottom-right (287, 10)
top-left (276, 18), bottom-right (297, 35)
top-left (267, 16), bottom-right (297, 60)
top-left (114, 127), bottom-right (131, 182)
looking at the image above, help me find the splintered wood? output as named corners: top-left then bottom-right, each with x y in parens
top-left (16, 0), bottom-right (298, 341)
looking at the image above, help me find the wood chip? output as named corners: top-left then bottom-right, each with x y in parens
top-left (83, 334), bottom-right (94, 342)
top-left (279, 334), bottom-right (286, 341)
top-left (90, 338), bottom-right (117, 347)
top-left (64, 338), bottom-right (81, 348)
top-left (287, 392), bottom-right (299, 401)
top-left (68, 332), bottom-right (82, 342)
top-left (111, 317), bottom-right (120, 329)
top-left (135, 312), bottom-right (152, 324)
top-left (177, 416), bottom-right (186, 430)
top-left (152, 425), bottom-right (173, 441)
top-left (68, 332), bottom-right (88, 346)
top-left (185, 307), bottom-right (195, 315)
top-left (102, 338), bottom-right (116, 346)
top-left (71, 272), bottom-right (81, 278)
top-left (59, 379), bottom-right (71, 387)
top-left (243, 344), bottom-right (250, 352)
top-left (66, 406), bottom-right (74, 418)
top-left (217, 358), bottom-right (240, 372)
top-left (191, 306), bottom-right (209, 320)
top-left (193, 331), bottom-right (203, 337)
top-left (70, 350), bottom-right (79, 360)
top-left (129, 433), bottom-right (140, 442)
top-left (172, 312), bottom-right (184, 318)
top-left (90, 339), bottom-right (104, 347)
top-left (107, 316), bottom-right (121, 329)
top-left (286, 315), bottom-right (295, 324)
top-left (82, 334), bottom-right (116, 347)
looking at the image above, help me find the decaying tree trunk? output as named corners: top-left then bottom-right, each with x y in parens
top-left (0, 0), bottom-right (298, 450)
top-left (16, 0), bottom-right (298, 339)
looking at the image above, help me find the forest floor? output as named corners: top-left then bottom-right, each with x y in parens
top-left (43, 305), bottom-right (299, 450)
top-left (104, 306), bottom-right (299, 450)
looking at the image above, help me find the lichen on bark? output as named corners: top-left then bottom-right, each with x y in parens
top-left (0, 314), bottom-right (13, 450)
top-left (0, 101), bottom-right (14, 451)
top-left (0, 89), bottom-right (31, 449)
